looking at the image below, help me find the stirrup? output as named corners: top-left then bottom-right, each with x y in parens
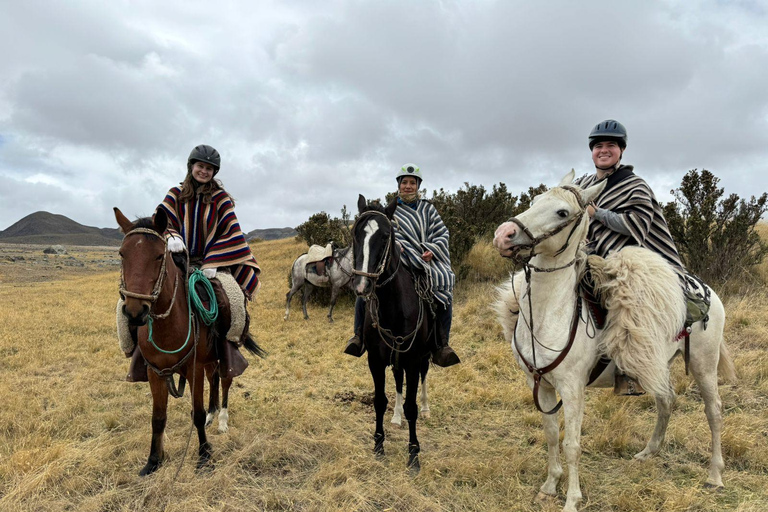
top-left (613, 374), bottom-right (646, 396)
top-left (343, 335), bottom-right (365, 357)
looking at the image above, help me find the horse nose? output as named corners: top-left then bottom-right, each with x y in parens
top-left (494, 222), bottom-right (518, 249)
top-left (122, 303), bottom-right (149, 326)
top-left (355, 276), bottom-right (371, 296)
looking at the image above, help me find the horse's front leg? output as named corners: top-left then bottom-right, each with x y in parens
top-left (140, 373), bottom-right (168, 476)
top-left (634, 390), bottom-right (674, 461)
top-left (536, 382), bottom-right (563, 499)
top-left (368, 356), bottom-right (387, 456)
top-left (301, 283), bottom-right (311, 320)
top-left (391, 367), bottom-right (404, 427)
top-left (191, 364), bottom-right (212, 470)
top-left (404, 364), bottom-right (421, 474)
top-left (560, 384), bottom-right (586, 512)
top-left (419, 359), bottom-right (430, 419)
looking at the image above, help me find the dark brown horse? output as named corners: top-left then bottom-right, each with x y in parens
top-left (114, 207), bottom-right (263, 476)
top-left (351, 196), bottom-right (432, 473)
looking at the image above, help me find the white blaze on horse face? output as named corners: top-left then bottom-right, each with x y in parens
top-left (356, 219), bottom-right (379, 294)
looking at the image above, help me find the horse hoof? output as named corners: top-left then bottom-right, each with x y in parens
top-left (390, 418), bottom-right (402, 428)
top-left (407, 455), bottom-right (420, 475)
top-left (139, 460), bottom-right (162, 477)
top-left (536, 491), bottom-right (557, 502)
top-left (703, 482), bottom-right (724, 490)
top-left (420, 409), bottom-right (431, 420)
top-left (373, 433), bottom-right (385, 456)
top-left (218, 424), bottom-right (229, 434)
top-left (205, 414), bottom-right (214, 428)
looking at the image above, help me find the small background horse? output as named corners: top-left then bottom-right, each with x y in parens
top-left (284, 245), bottom-right (354, 322)
top-left (351, 195), bottom-right (432, 473)
top-left (492, 171), bottom-right (735, 512)
top-left (115, 207), bottom-right (264, 476)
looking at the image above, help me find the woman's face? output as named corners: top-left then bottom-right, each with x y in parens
top-left (191, 161), bottom-right (216, 184)
top-left (591, 141), bottom-right (623, 170)
top-left (399, 176), bottom-right (420, 195)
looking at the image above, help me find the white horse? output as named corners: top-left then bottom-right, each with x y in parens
top-left (492, 170), bottom-right (735, 512)
top-left (284, 246), bottom-right (354, 322)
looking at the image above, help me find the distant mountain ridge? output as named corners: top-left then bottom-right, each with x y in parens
top-left (0, 211), bottom-right (297, 246)
top-left (0, 212), bottom-right (123, 246)
top-left (245, 227), bottom-right (297, 241)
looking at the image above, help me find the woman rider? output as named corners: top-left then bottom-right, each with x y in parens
top-left (343, 163), bottom-right (460, 367)
top-left (118, 144), bottom-right (261, 380)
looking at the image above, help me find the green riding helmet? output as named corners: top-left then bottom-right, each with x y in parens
top-left (396, 163), bottom-right (423, 184)
top-left (187, 145), bottom-right (221, 175)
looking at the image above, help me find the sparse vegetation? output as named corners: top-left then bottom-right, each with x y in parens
top-left (0, 236), bottom-right (766, 511)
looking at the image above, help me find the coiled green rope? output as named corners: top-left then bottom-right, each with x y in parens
top-left (148, 269), bottom-right (219, 354)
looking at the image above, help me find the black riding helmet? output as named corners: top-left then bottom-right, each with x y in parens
top-left (187, 145), bottom-right (221, 175)
top-left (588, 120), bottom-right (628, 150)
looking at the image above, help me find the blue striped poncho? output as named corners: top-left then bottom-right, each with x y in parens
top-left (159, 186), bottom-right (261, 298)
top-left (394, 198), bottom-right (455, 306)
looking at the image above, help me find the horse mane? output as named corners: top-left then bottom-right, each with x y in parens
top-left (360, 201), bottom-right (386, 214)
top-left (134, 217), bottom-right (156, 230)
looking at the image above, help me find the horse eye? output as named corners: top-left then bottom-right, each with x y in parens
top-left (156, 254), bottom-right (163, 261)
top-left (557, 209), bottom-right (569, 218)
top-left (118, 251), bottom-right (124, 258)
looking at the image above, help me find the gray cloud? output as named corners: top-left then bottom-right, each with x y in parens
top-left (1, 0), bottom-right (767, 232)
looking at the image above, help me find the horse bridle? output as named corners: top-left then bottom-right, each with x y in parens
top-left (509, 185), bottom-right (590, 414)
top-left (505, 185), bottom-right (587, 265)
top-left (119, 227), bottom-right (179, 320)
top-left (350, 210), bottom-right (399, 287)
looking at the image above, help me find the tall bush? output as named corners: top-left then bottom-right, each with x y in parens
top-left (663, 169), bottom-right (768, 285)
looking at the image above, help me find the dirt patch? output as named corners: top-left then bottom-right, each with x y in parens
top-left (0, 243), bottom-right (119, 285)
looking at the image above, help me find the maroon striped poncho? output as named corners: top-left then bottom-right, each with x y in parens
top-left (159, 186), bottom-right (261, 298)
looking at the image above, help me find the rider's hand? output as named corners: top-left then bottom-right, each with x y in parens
top-left (203, 268), bottom-right (217, 279)
top-left (587, 203), bottom-right (597, 218)
top-left (422, 250), bottom-right (434, 262)
top-left (168, 235), bottom-right (186, 253)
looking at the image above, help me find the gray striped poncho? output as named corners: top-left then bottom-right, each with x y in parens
top-left (575, 165), bottom-right (685, 279)
top-left (393, 199), bottom-right (455, 306)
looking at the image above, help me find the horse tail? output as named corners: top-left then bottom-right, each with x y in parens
top-left (717, 338), bottom-right (737, 384)
top-left (242, 333), bottom-right (267, 359)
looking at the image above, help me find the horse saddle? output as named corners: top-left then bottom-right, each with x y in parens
top-left (126, 271), bottom-right (249, 383)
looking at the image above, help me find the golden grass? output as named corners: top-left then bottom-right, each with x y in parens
top-left (0, 237), bottom-right (766, 511)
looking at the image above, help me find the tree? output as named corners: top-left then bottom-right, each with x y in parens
top-left (663, 169), bottom-right (768, 285)
top-left (295, 211), bottom-right (348, 247)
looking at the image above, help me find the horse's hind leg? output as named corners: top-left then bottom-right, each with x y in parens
top-left (205, 366), bottom-right (220, 428)
top-left (419, 359), bottom-right (430, 419)
top-left (284, 279), bottom-right (302, 320)
top-left (301, 283), bottom-right (312, 320)
top-left (140, 374), bottom-right (169, 476)
top-left (391, 367), bottom-right (404, 427)
top-left (404, 365), bottom-right (421, 474)
top-left (536, 384), bottom-right (563, 499)
top-left (217, 376), bottom-right (233, 433)
top-left (191, 365), bottom-right (213, 470)
top-left (689, 336), bottom-right (726, 487)
top-left (327, 285), bottom-right (339, 323)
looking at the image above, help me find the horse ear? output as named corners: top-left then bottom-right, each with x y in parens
top-left (384, 198), bottom-right (397, 219)
top-left (558, 169), bottom-right (576, 187)
top-left (114, 207), bottom-right (133, 233)
top-left (357, 194), bottom-right (366, 213)
top-left (582, 181), bottom-right (607, 205)
top-left (153, 208), bottom-right (168, 234)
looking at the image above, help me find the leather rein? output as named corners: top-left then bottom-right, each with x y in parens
top-left (509, 185), bottom-right (588, 415)
top-left (119, 227), bottom-right (196, 399)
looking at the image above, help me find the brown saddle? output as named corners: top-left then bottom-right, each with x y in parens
top-left (126, 275), bottom-right (249, 383)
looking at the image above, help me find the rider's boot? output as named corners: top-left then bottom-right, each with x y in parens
top-left (431, 332), bottom-right (460, 367)
top-left (343, 332), bottom-right (365, 357)
top-left (126, 339), bottom-right (149, 382)
top-left (613, 372), bottom-right (646, 396)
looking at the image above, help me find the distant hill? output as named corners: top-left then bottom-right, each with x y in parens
top-left (245, 227), bottom-right (297, 241)
top-left (0, 211), bottom-right (123, 246)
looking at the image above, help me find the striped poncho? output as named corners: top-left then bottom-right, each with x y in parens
top-left (394, 198), bottom-right (455, 306)
top-left (159, 186), bottom-right (261, 298)
top-left (575, 165), bottom-right (685, 279)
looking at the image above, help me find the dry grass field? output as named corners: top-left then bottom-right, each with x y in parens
top-left (0, 236), bottom-right (767, 511)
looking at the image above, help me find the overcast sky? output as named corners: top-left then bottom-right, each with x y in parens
top-left (1, 0), bottom-right (767, 232)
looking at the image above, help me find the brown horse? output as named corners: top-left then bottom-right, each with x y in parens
top-left (115, 207), bottom-right (263, 476)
